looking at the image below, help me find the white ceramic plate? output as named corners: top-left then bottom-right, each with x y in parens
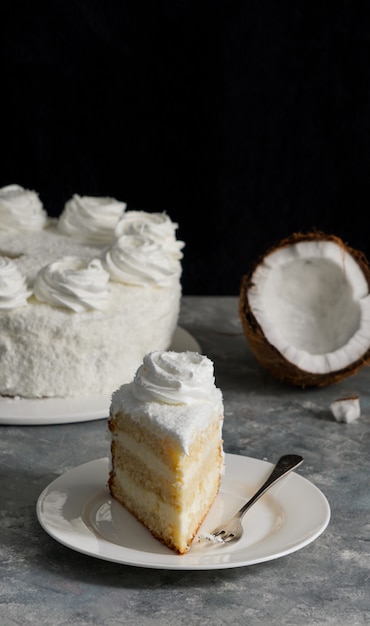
top-left (36, 454), bottom-right (330, 570)
top-left (0, 327), bottom-right (200, 426)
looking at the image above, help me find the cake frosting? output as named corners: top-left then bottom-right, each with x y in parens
top-left (33, 256), bottom-right (111, 312)
top-left (58, 193), bottom-right (127, 243)
top-left (0, 184), bottom-right (48, 231)
top-left (111, 351), bottom-right (224, 454)
top-left (0, 184), bottom-right (184, 399)
top-left (109, 350), bottom-right (224, 554)
top-left (133, 350), bottom-right (217, 403)
top-left (0, 257), bottom-right (32, 309)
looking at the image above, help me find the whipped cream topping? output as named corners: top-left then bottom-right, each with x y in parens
top-left (58, 194), bottom-right (127, 243)
top-left (33, 256), bottom-right (111, 312)
top-left (114, 210), bottom-right (184, 260)
top-left (0, 184), bottom-right (48, 232)
top-left (105, 234), bottom-right (182, 287)
top-left (0, 257), bottom-right (32, 309)
top-left (132, 350), bottom-right (217, 405)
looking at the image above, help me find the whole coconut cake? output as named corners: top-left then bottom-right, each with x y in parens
top-left (0, 184), bottom-right (184, 398)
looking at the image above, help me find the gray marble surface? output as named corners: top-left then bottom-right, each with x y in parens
top-left (1, 296), bottom-right (369, 626)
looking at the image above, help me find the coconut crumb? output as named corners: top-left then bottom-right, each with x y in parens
top-left (198, 533), bottom-right (224, 544)
top-left (330, 395), bottom-right (361, 423)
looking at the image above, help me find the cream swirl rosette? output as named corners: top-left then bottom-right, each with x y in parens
top-left (114, 210), bottom-right (184, 260)
top-left (132, 350), bottom-right (217, 405)
top-left (58, 194), bottom-right (127, 243)
top-left (33, 256), bottom-right (111, 312)
top-left (104, 234), bottom-right (182, 287)
top-left (0, 257), bottom-right (32, 309)
top-left (0, 184), bottom-right (48, 231)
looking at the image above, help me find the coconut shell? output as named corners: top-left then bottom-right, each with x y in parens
top-left (239, 231), bottom-right (370, 387)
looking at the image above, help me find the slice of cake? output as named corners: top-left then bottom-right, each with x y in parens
top-left (108, 350), bottom-right (224, 554)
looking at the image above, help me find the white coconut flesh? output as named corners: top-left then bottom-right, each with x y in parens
top-left (247, 240), bottom-right (370, 374)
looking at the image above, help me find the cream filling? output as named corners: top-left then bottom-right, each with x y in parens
top-left (114, 430), bottom-right (221, 485)
top-left (113, 464), bottom-right (219, 533)
top-left (115, 432), bottom-right (173, 481)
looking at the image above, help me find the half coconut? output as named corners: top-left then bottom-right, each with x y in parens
top-left (239, 231), bottom-right (370, 387)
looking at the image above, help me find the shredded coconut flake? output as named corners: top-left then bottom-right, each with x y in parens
top-left (330, 396), bottom-right (361, 423)
top-left (198, 533), bottom-right (224, 544)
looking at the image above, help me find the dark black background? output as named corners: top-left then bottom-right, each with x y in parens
top-left (2, 2), bottom-right (370, 295)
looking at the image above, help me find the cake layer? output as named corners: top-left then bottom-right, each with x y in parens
top-left (109, 460), bottom-right (221, 554)
top-left (110, 421), bottom-right (223, 504)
